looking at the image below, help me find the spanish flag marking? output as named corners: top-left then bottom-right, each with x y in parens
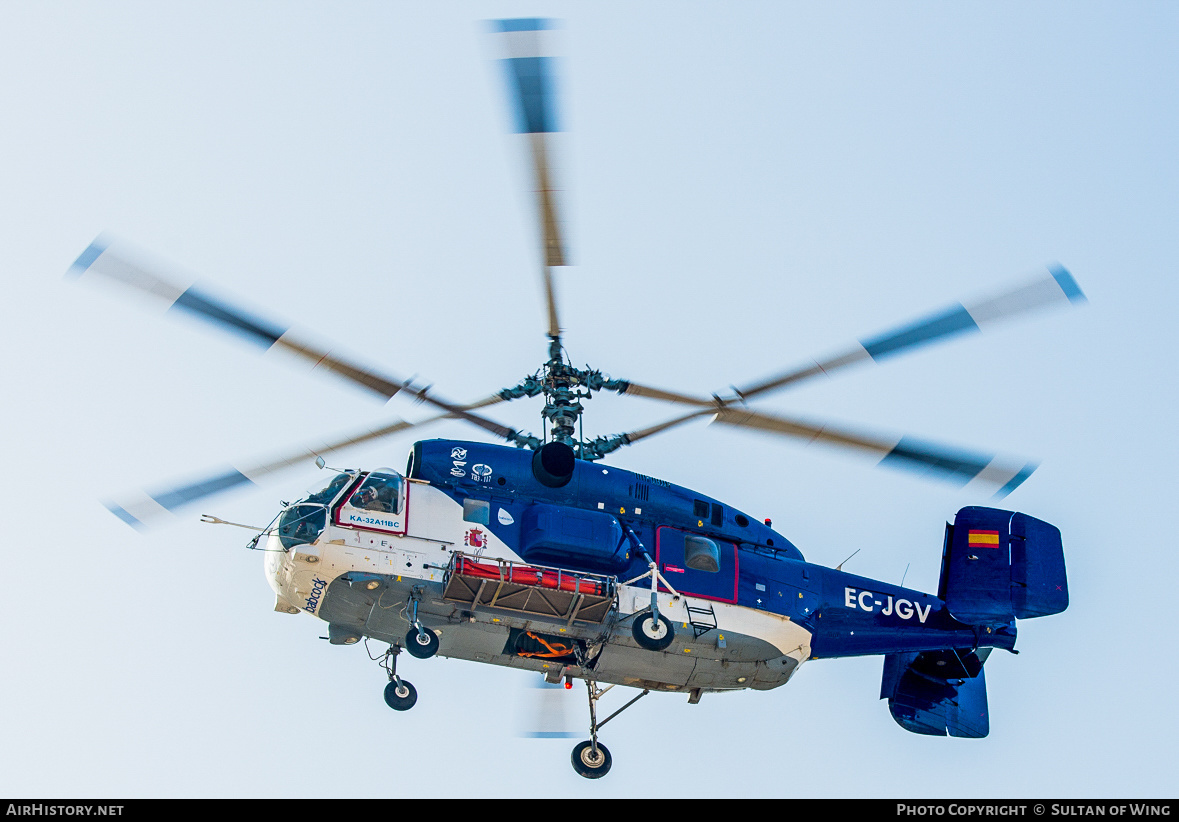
top-left (968, 530), bottom-right (1001, 548)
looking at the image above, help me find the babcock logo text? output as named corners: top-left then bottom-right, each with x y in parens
top-left (304, 577), bottom-right (328, 614)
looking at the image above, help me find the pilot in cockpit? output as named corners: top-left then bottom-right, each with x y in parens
top-left (351, 486), bottom-right (387, 512)
top-left (348, 472), bottom-right (403, 514)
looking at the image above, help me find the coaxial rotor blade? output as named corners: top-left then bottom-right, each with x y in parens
top-left (103, 384), bottom-right (532, 529)
top-left (596, 265), bottom-right (1085, 412)
top-left (540, 265), bottom-right (561, 340)
top-left (408, 385), bottom-right (525, 444)
top-left (576, 409), bottom-right (713, 460)
top-left (515, 677), bottom-right (579, 739)
top-left (104, 414), bottom-right (446, 529)
top-left (713, 408), bottom-right (1037, 497)
top-left (616, 381), bottom-right (720, 408)
top-left (68, 236), bottom-right (419, 400)
top-left (464, 392), bottom-right (513, 410)
top-left (621, 410), bottom-right (714, 445)
top-left (67, 238), bottom-right (527, 438)
top-left (490, 18), bottom-right (568, 338)
top-left (732, 265), bottom-right (1085, 402)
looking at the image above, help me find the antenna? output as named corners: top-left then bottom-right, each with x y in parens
top-left (836, 549), bottom-right (860, 571)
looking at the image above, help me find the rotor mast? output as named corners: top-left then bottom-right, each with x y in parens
top-left (495, 334), bottom-right (632, 461)
top-left (492, 19), bottom-right (631, 461)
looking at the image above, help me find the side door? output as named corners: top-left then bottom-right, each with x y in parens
top-left (655, 526), bottom-right (738, 603)
top-left (334, 472), bottom-right (408, 535)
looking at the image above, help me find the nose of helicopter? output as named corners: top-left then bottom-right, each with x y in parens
top-left (263, 522), bottom-right (325, 615)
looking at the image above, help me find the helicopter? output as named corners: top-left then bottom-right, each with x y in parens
top-left (67, 18), bottom-right (1083, 780)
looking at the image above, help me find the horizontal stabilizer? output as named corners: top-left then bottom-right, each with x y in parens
top-left (882, 650), bottom-right (989, 738)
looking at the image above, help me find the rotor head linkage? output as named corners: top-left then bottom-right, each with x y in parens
top-left (495, 341), bottom-right (635, 459)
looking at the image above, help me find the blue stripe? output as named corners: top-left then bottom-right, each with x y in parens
top-left (861, 305), bottom-right (979, 361)
top-left (993, 462), bottom-right (1037, 499)
top-left (150, 469), bottom-right (254, 511)
top-left (879, 437), bottom-right (992, 485)
top-left (171, 287), bottom-right (286, 348)
top-left (502, 56), bottom-right (559, 133)
top-left (492, 18), bottom-right (555, 32)
top-left (1048, 264), bottom-right (1086, 304)
top-left (67, 239), bottom-right (109, 278)
top-left (105, 503), bottom-right (145, 530)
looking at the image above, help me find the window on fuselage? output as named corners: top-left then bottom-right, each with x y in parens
top-left (684, 535), bottom-right (720, 573)
top-left (347, 473), bottom-right (404, 515)
top-left (656, 526), bottom-right (738, 603)
top-left (463, 498), bottom-right (490, 525)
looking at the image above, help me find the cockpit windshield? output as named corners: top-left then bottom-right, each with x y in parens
top-left (347, 471), bottom-right (404, 515)
top-left (277, 504), bottom-right (327, 550)
top-left (304, 472), bottom-right (355, 506)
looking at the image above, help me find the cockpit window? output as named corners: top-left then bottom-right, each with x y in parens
top-left (305, 473), bottom-right (355, 506)
top-left (278, 504), bottom-right (327, 550)
top-left (348, 472), bottom-right (403, 515)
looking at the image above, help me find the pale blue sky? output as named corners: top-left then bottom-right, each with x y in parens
top-left (1, 1), bottom-right (1176, 798)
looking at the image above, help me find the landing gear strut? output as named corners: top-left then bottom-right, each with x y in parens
top-left (571, 680), bottom-right (650, 779)
top-left (623, 547), bottom-right (679, 652)
top-left (405, 589), bottom-right (440, 659)
top-left (378, 644), bottom-right (417, 711)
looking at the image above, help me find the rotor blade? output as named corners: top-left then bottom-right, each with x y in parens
top-left (599, 266), bottom-right (1086, 411)
top-left (67, 239), bottom-right (524, 435)
top-left (540, 265), bottom-right (561, 340)
top-left (104, 388), bottom-right (517, 529)
top-left (713, 408), bottom-right (1037, 497)
top-left (515, 676), bottom-right (579, 739)
top-left (464, 392), bottom-right (512, 410)
top-left (68, 236), bottom-right (417, 400)
top-left (617, 381), bottom-right (719, 408)
top-left (408, 386), bottom-right (521, 443)
top-left (733, 265), bottom-right (1086, 402)
top-left (490, 18), bottom-right (567, 338)
top-left (103, 413), bottom-right (451, 529)
top-left (577, 409), bottom-right (713, 460)
top-left (621, 409), bottom-right (714, 445)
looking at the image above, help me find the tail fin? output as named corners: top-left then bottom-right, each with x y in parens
top-left (938, 506), bottom-right (1068, 624)
top-left (881, 507), bottom-right (1067, 738)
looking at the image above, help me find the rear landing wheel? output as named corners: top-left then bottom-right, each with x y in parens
top-left (383, 679), bottom-right (417, 711)
top-left (632, 613), bottom-right (674, 651)
top-left (571, 740), bottom-right (612, 779)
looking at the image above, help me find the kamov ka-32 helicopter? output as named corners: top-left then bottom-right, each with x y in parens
top-left (70, 19), bottom-right (1083, 779)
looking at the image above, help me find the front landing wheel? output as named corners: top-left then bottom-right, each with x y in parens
top-left (632, 613), bottom-right (674, 651)
top-left (571, 740), bottom-right (612, 779)
top-left (383, 679), bottom-right (417, 711)
top-left (405, 627), bottom-right (439, 659)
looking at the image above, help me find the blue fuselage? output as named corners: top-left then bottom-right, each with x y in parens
top-left (408, 439), bottom-right (1009, 660)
